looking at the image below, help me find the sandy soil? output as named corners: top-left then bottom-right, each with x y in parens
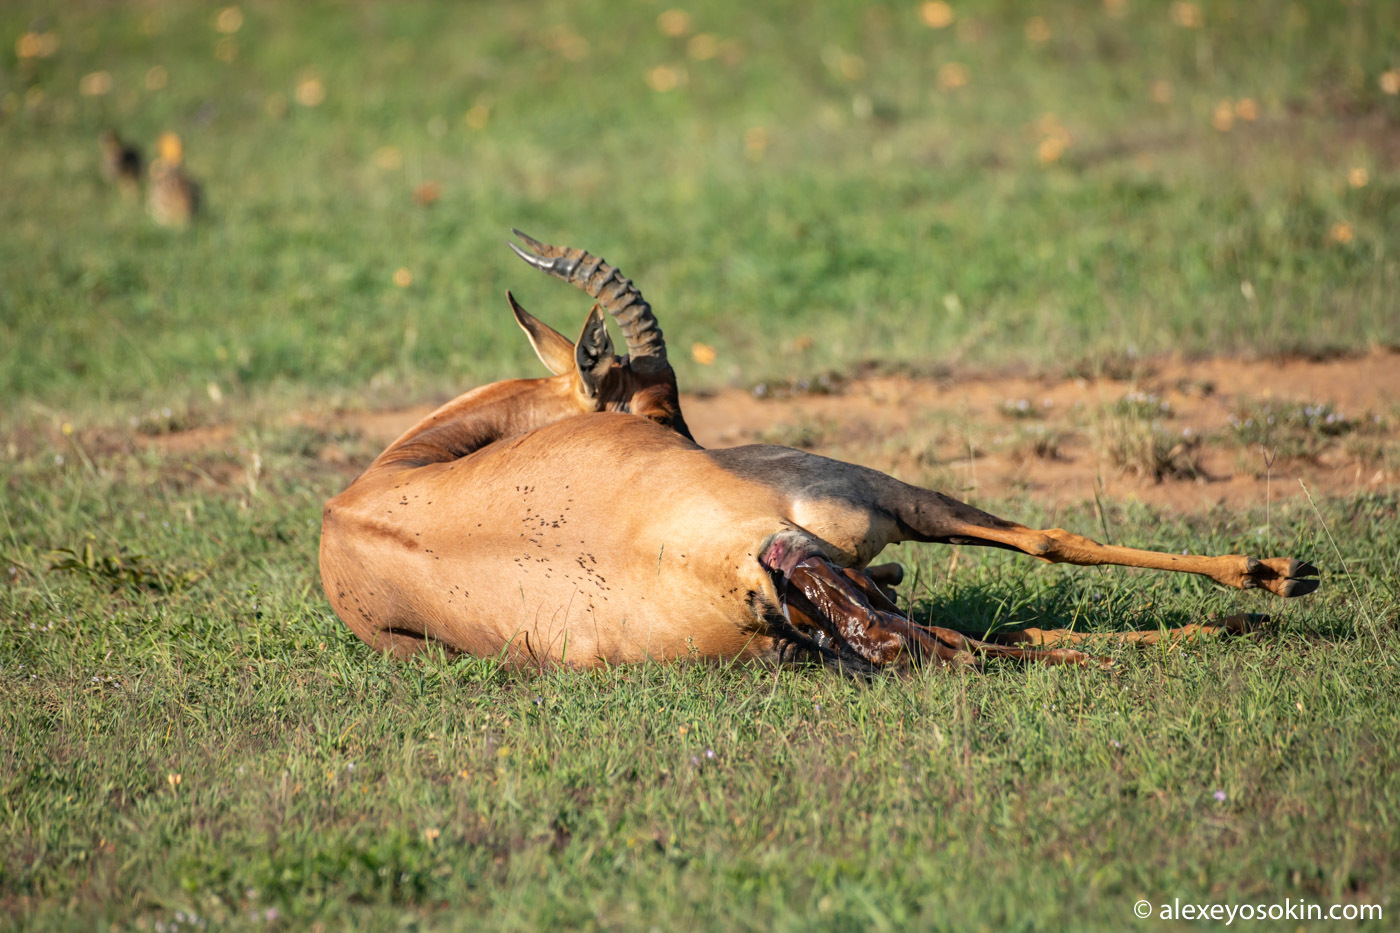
top-left (115, 348), bottom-right (1400, 511)
top-left (676, 349), bottom-right (1400, 510)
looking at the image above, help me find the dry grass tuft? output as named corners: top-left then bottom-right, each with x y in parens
top-left (1096, 414), bottom-right (1203, 481)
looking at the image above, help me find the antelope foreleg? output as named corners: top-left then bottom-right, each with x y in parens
top-left (990, 612), bottom-right (1269, 648)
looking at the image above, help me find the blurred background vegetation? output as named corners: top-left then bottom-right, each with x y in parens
top-left (2, 0), bottom-right (1397, 421)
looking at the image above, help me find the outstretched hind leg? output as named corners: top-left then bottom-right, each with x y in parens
top-left (849, 547), bottom-right (1270, 653)
top-left (897, 490), bottom-right (1320, 598)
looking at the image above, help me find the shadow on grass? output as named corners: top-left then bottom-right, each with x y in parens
top-left (902, 573), bottom-right (1364, 644)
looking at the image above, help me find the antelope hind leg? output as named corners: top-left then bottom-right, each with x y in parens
top-left (909, 495), bottom-right (1320, 598)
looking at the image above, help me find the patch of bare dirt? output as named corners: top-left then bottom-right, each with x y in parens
top-left (681, 350), bottom-right (1400, 511)
top-left (83, 349), bottom-right (1400, 510)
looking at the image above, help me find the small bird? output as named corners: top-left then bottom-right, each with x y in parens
top-left (98, 129), bottom-right (142, 197)
top-left (147, 132), bottom-right (200, 229)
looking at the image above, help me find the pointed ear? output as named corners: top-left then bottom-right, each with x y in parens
top-left (508, 291), bottom-right (576, 376)
top-left (573, 305), bottom-right (615, 399)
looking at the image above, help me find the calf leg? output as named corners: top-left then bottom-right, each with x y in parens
top-left (897, 490), bottom-right (1319, 598)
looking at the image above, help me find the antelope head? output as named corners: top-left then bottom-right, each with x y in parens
top-left (507, 230), bottom-right (693, 441)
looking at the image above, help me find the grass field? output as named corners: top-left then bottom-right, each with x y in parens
top-left (3, 0), bottom-right (1399, 929)
top-left (4, 0), bottom-right (1399, 417)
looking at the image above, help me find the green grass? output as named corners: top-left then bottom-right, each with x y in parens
top-left (4, 0), bottom-right (1400, 928)
top-left (3, 435), bottom-right (1398, 929)
top-left (3, 0), bottom-right (1399, 423)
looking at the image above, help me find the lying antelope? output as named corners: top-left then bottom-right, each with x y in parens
top-left (319, 233), bottom-right (1319, 670)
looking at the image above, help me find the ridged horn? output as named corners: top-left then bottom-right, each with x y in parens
top-left (507, 229), bottom-right (668, 372)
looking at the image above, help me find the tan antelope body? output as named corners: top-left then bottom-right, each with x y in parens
top-left (320, 233), bottom-right (1319, 671)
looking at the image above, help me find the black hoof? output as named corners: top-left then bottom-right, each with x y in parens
top-left (1280, 577), bottom-right (1321, 598)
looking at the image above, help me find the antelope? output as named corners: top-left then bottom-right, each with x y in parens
top-left (319, 232), bottom-right (1320, 671)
